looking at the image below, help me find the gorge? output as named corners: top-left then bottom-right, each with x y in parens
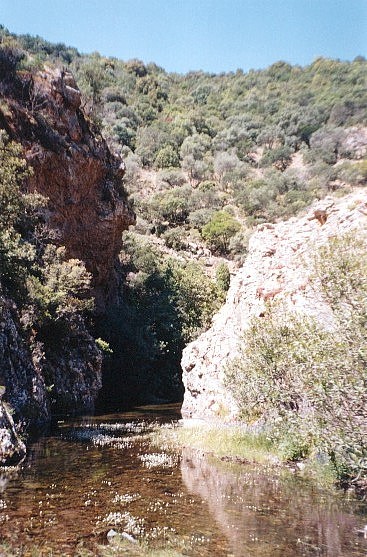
top-left (0, 31), bottom-right (366, 554)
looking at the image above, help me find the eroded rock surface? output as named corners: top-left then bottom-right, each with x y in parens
top-left (182, 191), bottom-right (367, 419)
top-left (0, 65), bottom-right (133, 448)
top-left (0, 294), bottom-right (102, 426)
top-left (0, 66), bottom-right (135, 308)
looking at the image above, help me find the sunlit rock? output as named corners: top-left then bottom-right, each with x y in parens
top-left (182, 191), bottom-right (367, 419)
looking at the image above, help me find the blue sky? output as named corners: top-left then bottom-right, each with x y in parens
top-left (1, 0), bottom-right (366, 73)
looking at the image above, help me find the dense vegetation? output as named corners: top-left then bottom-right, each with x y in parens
top-left (1, 25), bottom-right (366, 261)
top-left (225, 235), bottom-right (367, 487)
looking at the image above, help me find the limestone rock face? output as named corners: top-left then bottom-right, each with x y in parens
top-left (0, 66), bottom-right (135, 308)
top-left (181, 191), bottom-right (367, 420)
top-left (340, 126), bottom-right (367, 159)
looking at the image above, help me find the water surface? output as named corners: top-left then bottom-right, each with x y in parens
top-left (0, 406), bottom-right (366, 556)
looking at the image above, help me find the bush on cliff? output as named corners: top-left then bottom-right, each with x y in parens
top-left (0, 131), bottom-right (40, 297)
top-left (225, 233), bottom-right (367, 485)
top-left (0, 131), bottom-right (94, 347)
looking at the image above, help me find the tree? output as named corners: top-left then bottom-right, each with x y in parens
top-left (260, 145), bottom-right (294, 171)
top-left (201, 210), bottom-right (241, 254)
top-left (154, 145), bottom-right (180, 169)
top-left (213, 151), bottom-right (248, 190)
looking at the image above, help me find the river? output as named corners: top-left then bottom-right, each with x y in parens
top-left (0, 406), bottom-right (366, 556)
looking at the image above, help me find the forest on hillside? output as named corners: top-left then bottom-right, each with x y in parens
top-left (1, 26), bottom-right (366, 248)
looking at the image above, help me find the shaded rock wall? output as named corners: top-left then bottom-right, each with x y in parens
top-left (0, 295), bottom-right (102, 425)
top-left (182, 190), bottom-right (367, 419)
top-left (0, 297), bottom-right (49, 425)
top-left (0, 397), bottom-right (26, 465)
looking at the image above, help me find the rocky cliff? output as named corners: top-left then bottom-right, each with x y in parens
top-left (0, 58), bottom-right (135, 461)
top-left (0, 64), bottom-right (135, 307)
top-left (181, 190), bottom-right (367, 419)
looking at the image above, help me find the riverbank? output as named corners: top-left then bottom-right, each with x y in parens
top-left (151, 420), bottom-right (350, 491)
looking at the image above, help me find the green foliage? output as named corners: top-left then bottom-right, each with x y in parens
top-left (215, 263), bottom-right (231, 292)
top-left (146, 186), bottom-right (191, 226)
top-left (161, 227), bottom-right (187, 251)
top-left (0, 131), bottom-right (94, 352)
top-left (27, 245), bottom-right (93, 327)
top-left (95, 337), bottom-right (113, 354)
top-left (201, 210), bottom-right (241, 254)
top-left (135, 125), bottom-right (170, 166)
top-left (337, 160), bottom-right (367, 186)
top-left (0, 131), bottom-right (41, 295)
top-left (98, 232), bottom-right (224, 403)
top-left (3, 29), bottom-right (366, 247)
top-left (0, 132), bottom-right (31, 229)
top-left (260, 145), bottom-right (293, 171)
top-left (121, 232), bottom-right (222, 344)
top-left (225, 234), bottom-right (367, 484)
top-left (154, 145), bottom-right (180, 169)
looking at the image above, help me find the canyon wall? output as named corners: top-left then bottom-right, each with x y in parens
top-left (0, 63), bottom-right (135, 459)
top-left (0, 65), bottom-right (135, 307)
top-left (181, 190), bottom-right (367, 420)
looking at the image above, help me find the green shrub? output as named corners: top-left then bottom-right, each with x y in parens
top-left (0, 131), bottom-right (45, 297)
top-left (216, 263), bottom-right (230, 293)
top-left (27, 245), bottom-right (94, 326)
top-left (161, 227), bottom-right (187, 251)
top-left (201, 210), bottom-right (241, 254)
top-left (337, 160), bottom-right (367, 186)
top-left (154, 145), bottom-right (180, 169)
top-left (225, 233), bottom-right (367, 483)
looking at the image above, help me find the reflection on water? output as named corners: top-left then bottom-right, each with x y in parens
top-left (0, 406), bottom-right (365, 556)
top-left (181, 449), bottom-right (367, 556)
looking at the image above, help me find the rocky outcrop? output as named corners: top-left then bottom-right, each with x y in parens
top-left (0, 397), bottom-right (26, 466)
top-left (0, 297), bottom-right (49, 426)
top-left (182, 190), bottom-right (367, 419)
top-left (42, 322), bottom-right (102, 417)
top-left (0, 294), bottom-right (102, 427)
top-left (0, 63), bottom-right (131, 451)
top-left (0, 66), bottom-right (135, 308)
